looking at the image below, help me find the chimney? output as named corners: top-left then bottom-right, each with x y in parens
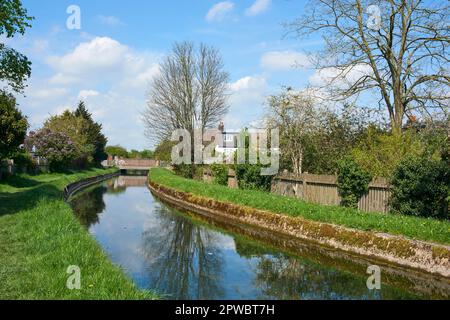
top-left (218, 121), bottom-right (225, 132)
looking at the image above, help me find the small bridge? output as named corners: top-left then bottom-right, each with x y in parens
top-left (116, 159), bottom-right (160, 170)
top-left (105, 159), bottom-right (161, 174)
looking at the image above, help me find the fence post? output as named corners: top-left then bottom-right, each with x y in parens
top-left (302, 174), bottom-right (308, 201)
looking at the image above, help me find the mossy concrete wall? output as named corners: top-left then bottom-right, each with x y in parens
top-left (148, 181), bottom-right (450, 278)
top-left (64, 171), bottom-right (120, 200)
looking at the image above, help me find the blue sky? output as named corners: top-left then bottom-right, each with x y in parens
top-left (10, 0), bottom-right (324, 150)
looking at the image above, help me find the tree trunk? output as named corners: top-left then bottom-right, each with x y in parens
top-left (392, 99), bottom-right (405, 136)
top-left (292, 152), bottom-right (303, 175)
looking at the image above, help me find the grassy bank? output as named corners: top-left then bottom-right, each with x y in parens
top-left (0, 168), bottom-right (157, 300)
top-left (149, 168), bottom-right (450, 246)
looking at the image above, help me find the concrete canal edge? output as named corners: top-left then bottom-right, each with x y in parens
top-left (64, 171), bottom-right (120, 200)
top-left (148, 181), bottom-right (450, 278)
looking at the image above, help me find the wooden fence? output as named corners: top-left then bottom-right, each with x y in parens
top-left (272, 173), bottom-right (391, 213)
top-left (203, 169), bottom-right (391, 213)
top-left (0, 158), bottom-right (49, 180)
top-left (0, 160), bottom-right (15, 180)
top-left (203, 169), bottom-right (239, 189)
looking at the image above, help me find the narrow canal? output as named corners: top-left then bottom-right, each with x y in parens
top-left (69, 175), bottom-right (449, 300)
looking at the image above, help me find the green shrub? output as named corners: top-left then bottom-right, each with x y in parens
top-left (172, 164), bottom-right (204, 180)
top-left (337, 157), bottom-right (373, 209)
top-left (235, 164), bottom-right (273, 192)
top-left (12, 151), bottom-right (35, 173)
top-left (351, 129), bottom-right (427, 178)
top-left (210, 164), bottom-right (229, 186)
top-left (25, 129), bottom-right (78, 172)
top-left (173, 164), bottom-right (194, 179)
top-left (193, 165), bottom-right (204, 181)
top-left (390, 156), bottom-right (449, 219)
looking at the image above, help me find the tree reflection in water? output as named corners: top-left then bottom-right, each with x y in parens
top-left (253, 256), bottom-right (375, 300)
top-left (237, 238), bottom-right (386, 300)
top-left (71, 176), bottom-right (139, 228)
top-left (70, 185), bottom-right (107, 228)
top-left (140, 203), bottom-right (225, 300)
top-left (105, 178), bottom-right (127, 195)
top-left (69, 176), bottom-right (426, 300)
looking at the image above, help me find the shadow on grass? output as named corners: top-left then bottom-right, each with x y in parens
top-left (0, 175), bottom-right (43, 188)
top-left (0, 183), bottom-right (61, 217)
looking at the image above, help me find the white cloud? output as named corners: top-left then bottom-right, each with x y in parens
top-left (309, 64), bottom-right (373, 87)
top-left (228, 76), bottom-right (269, 124)
top-left (98, 15), bottom-right (125, 27)
top-left (47, 37), bottom-right (129, 78)
top-left (29, 87), bottom-right (68, 100)
top-left (122, 64), bottom-right (161, 89)
top-left (30, 39), bottom-right (50, 54)
top-left (206, 1), bottom-right (235, 22)
top-left (46, 37), bottom-right (161, 89)
top-left (21, 36), bottom-right (161, 149)
top-left (260, 51), bottom-right (311, 71)
top-left (229, 76), bottom-right (267, 92)
top-left (78, 90), bottom-right (100, 100)
top-left (49, 73), bottom-right (80, 85)
top-left (246, 0), bottom-right (271, 16)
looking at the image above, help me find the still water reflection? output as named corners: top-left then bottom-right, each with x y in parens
top-left (69, 176), bottom-right (435, 300)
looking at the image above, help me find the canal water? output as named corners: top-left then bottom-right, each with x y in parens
top-left (69, 176), bottom-right (449, 300)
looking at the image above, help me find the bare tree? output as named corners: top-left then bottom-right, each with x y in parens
top-left (143, 42), bottom-right (229, 143)
top-left (287, 0), bottom-right (449, 135)
top-left (266, 88), bottom-right (322, 174)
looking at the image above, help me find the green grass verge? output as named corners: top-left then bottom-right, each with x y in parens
top-left (0, 168), bottom-right (157, 300)
top-left (149, 168), bottom-right (450, 246)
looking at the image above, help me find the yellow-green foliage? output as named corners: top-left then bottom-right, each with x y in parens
top-left (351, 129), bottom-right (431, 178)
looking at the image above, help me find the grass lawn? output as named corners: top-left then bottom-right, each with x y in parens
top-left (149, 168), bottom-right (450, 246)
top-left (0, 168), bottom-right (157, 300)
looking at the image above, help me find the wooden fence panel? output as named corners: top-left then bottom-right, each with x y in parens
top-left (202, 169), bottom-right (391, 213)
top-left (273, 174), bottom-right (390, 213)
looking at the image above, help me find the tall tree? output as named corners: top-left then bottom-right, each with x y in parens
top-left (143, 41), bottom-right (229, 149)
top-left (0, 90), bottom-right (28, 161)
top-left (74, 101), bottom-right (108, 163)
top-left (287, 0), bottom-right (449, 135)
top-left (0, 0), bottom-right (33, 92)
top-left (44, 103), bottom-right (108, 167)
top-left (105, 145), bottom-right (128, 158)
top-left (74, 101), bottom-right (91, 119)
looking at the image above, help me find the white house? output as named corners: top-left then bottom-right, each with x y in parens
top-left (215, 122), bottom-right (240, 161)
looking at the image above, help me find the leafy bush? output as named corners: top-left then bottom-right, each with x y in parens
top-left (11, 151), bottom-right (35, 173)
top-left (173, 164), bottom-right (193, 179)
top-left (351, 128), bottom-right (428, 178)
top-left (154, 140), bottom-right (177, 162)
top-left (193, 165), bottom-right (204, 181)
top-left (25, 129), bottom-right (78, 172)
top-left (235, 164), bottom-right (273, 192)
top-left (105, 145), bottom-right (128, 158)
top-left (231, 129), bottom-right (274, 192)
top-left (173, 164), bottom-right (204, 180)
top-left (390, 156), bottom-right (449, 219)
top-left (337, 157), bottom-right (373, 208)
top-left (210, 164), bottom-right (229, 186)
